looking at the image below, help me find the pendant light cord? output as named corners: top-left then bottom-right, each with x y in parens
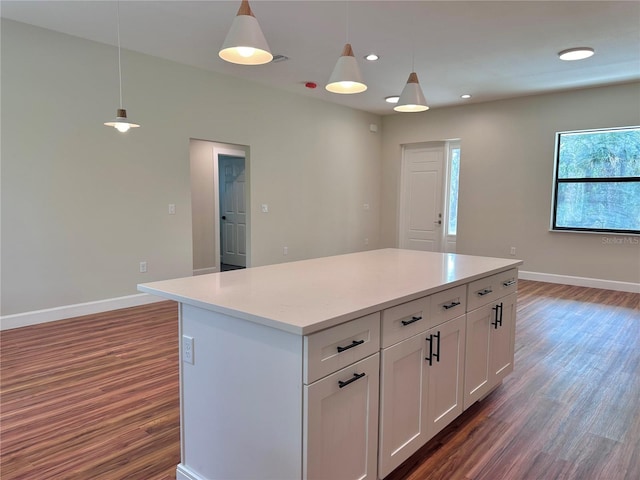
top-left (117, 0), bottom-right (123, 109)
top-left (345, 0), bottom-right (349, 43)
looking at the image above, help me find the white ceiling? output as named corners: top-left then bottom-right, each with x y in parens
top-left (3, 0), bottom-right (639, 115)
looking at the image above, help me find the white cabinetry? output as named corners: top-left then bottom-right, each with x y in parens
top-left (378, 286), bottom-right (466, 479)
top-left (138, 249), bottom-right (522, 480)
top-left (304, 354), bottom-right (379, 480)
top-left (378, 332), bottom-right (429, 478)
top-left (303, 313), bottom-right (380, 480)
top-left (464, 269), bottom-right (518, 409)
top-left (425, 315), bottom-right (466, 438)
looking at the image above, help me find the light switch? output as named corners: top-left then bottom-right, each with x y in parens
top-left (168, 204), bottom-right (176, 215)
top-left (261, 204), bottom-right (269, 213)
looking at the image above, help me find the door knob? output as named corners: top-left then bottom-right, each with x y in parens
top-left (222, 215), bottom-right (227, 220)
top-left (434, 220), bottom-right (442, 225)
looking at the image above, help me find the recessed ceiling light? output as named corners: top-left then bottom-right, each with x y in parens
top-left (558, 47), bottom-right (595, 61)
top-left (385, 96), bottom-right (399, 104)
top-left (365, 53), bottom-right (379, 61)
top-left (461, 94), bottom-right (472, 99)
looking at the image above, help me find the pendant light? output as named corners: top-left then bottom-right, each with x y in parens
top-left (394, 44), bottom-right (428, 112)
top-left (219, 0), bottom-right (273, 65)
top-left (394, 72), bottom-right (429, 112)
top-left (326, 2), bottom-right (367, 94)
top-left (104, 1), bottom-right (139, 133)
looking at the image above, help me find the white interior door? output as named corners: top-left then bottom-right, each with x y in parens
top-left (219, 155), bottom-right (246, 267)
top-left (399, 144), bottom-right (444, 251)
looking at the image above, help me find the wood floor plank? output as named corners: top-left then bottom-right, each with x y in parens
top-left (1, 281), bottom-right (638, 479)
top-left (0, 301), bottom-right (180, 479)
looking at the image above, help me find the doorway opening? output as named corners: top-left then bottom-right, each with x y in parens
top-left (190, 139), bottom-right (250, 275)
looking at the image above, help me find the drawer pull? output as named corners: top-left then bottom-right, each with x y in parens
top-left (477, 288), bottom-right (493, 297)
top-left (503, 279), bottom-right (516, 287)
top-left (338, 372), bottom-right (366, 389)
top-left (337, 339), bottom-right (365, 353)
top-left (401, 315), bottom-right (422, 326)
top-left (442, 301), bottom-right (461, 310)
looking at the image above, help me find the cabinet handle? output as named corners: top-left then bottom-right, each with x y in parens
top-left (425, 335), bottom-right (434, 366)
top-left (442, 301), bottom-right (461, 310)
top-left (492, 302), bottom-right (503, 329)
top-left (338, 372), bottom-right (366, 389)
top-left (401, 315), bottom-right (422, 326)
top-left (336, 339), bottom-right (365, 353)
top-left (503, 279), bottom-right (516, 287)
top-left (477, 288), bottom-right (493, 297)
top-left (425, 332), bottom-right (441, 365)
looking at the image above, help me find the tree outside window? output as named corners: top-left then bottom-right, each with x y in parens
top-left (552, 127), bottom-right (640, 234)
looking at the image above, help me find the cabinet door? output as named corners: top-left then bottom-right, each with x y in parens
top-left (304, 354), bottom-right (379, 480)
top-left (490, 292), bottom-right (516, 382)
top-left (464, 293), bottom-right (517, 410)
top-left (464, 304), bottom-right (492, 409)
top-left (378, 334), bottom-right (429, 478)
top-left (425, 315), bottom-right (466, 438)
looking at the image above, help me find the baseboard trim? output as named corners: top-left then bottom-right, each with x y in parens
top-left (193, 267), bottom-right (218, 276)
top-left (176, 464), bottom-right (205, 480)
top-left (0, 294), bottom-right (165, 331)
top-left (519, 270), bottom-right (640, 293)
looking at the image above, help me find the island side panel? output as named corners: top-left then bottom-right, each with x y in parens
top-left (179, 303), bottom-right (304, 480)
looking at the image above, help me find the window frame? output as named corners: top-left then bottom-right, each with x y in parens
top-left (550, 126), bottom-right (640, 235)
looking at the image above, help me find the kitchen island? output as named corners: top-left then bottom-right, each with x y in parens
top-left (139, 248), bottom-right (522, 480)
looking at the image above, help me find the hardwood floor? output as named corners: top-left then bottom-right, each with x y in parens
top-left (0, 281), bottom-right (638, 479)
top-left (0, 301), bottom-right (180, 479)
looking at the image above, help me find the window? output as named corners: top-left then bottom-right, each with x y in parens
top-left (552, 126), bottom-right (640, 234)
top-left (447, 142), bottom-right (460, 236)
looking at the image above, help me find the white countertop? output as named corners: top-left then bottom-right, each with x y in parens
top-left (138, 249), bottom-right (522, 335)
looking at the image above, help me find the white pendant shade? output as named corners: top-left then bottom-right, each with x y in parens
top-left (104, 108), bottom-right (140, 133)
top-left (326, 43), bottom-right (367, 94)
top-left (394, 72), bottom-right (429, 112)
top-left (219, 0), bottom-right (273, 65)
top-left (104, 2), bottom-right (140, 132)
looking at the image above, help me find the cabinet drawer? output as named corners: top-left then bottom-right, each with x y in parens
top-left (304, 313), bottom-right (380, 384)
top-left (467, 269), bottom-right (518, 311)
top-left (430, 285), bottom-right (467, 325)
top-left (381, 296), bottom-right (430, 348)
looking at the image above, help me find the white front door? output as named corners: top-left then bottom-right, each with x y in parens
top-left (399, 144), bottom-right (444, 251)
top-left (219, 155), bottom-right (246, 267)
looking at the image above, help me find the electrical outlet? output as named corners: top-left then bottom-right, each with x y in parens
top-left (364, 238), bottom-right (369, 245)
top-left (283, 246), bottom-right (288, 255)
top-left (139, 261), bottom-right (147, 273)
top-left (510, 247), bottom-right (516, 256)
top-left (182, 335), bottom-right (194, 364)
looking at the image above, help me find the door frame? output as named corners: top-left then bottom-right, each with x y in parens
top-left (213, 145), bottom-right (249, 272)
top-left (398, 142), bottom-right (446, 251)
top-left (218, 153), bottom-right (247, 268)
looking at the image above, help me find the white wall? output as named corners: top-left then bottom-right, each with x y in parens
top-left (1, 20), bottom-right (382, 316)
top-left (381, 82), bottom-right (640, 285)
